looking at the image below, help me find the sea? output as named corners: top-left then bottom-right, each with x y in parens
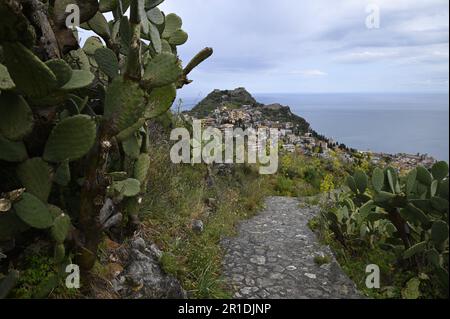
top-left (177, 93), bottom-right (449, 162)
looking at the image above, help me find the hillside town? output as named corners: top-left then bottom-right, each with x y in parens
top-left (185, 89), bottom-right (438, 172)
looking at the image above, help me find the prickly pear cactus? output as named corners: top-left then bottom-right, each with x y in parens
top-left (0, 0), bottom-right (212, 297)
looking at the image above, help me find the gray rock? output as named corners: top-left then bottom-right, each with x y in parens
top-left (115, 237), bottom-right (187, 299)
top-left (192, 220), bottom-right (204, 233)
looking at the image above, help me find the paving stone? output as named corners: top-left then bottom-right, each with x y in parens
top-left (221, 196), bottom-right (362, 299)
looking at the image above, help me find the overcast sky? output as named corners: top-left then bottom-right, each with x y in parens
top-left (157, 0), bottom-right (449, 97)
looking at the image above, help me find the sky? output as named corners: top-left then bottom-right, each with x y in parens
top-left (157, 0), bottom-right (449, 97)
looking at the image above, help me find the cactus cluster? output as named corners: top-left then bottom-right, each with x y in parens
top-left (326, 162), bottom-right (449, 294)
top-left (0, 0), bottom-right (212, 297)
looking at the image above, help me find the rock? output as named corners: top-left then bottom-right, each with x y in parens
top-left (114, 237), bottom-right (187, 299)
top-left (304, 273), bottom-right (317, 279)
top-left (191, 220), bottom-right (204, 233)
top-left (250, 256), bottom-right (266, 265)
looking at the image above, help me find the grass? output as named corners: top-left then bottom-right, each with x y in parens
top-left (139, 142), bottom-right (270, 298)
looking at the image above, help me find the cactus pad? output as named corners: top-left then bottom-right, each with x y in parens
top-left (122, 134), bottom-right (142, 159)
top-left (94, 47), bottom-right (119, 78)
top-left (168, 29), bottom-right (188, 46)
top-left (54, 160), bottom-right (71, 186)
top-left (149, 21), bottom-right (162, 53)
top-left (17, 158), bottom-right (53, 202)
top-left (162, 13), bottom-right (182, 39)
top-left (431, 220), bottom-right (449, 245)
top-left (145, 84), bottom-right (176, 118)
top-left (432, 161), bottom-right (449, 181)
top-left (88, 11), bottom-right (111, 39)
top-left (147, 7), bottom-right (164, 25)
top-left (0, 135), bottom-right (28, 162)
top-left (145, 0), bottom-right (165, 10)
top-left (61, 70), bottom-right (95, 91)
top-left (45, 59), bottom-right (73, 88)
top-left (372, 168), bottom-right (384, 192)
top-left (416, 166), bottom-right (433, 186)
top-left (0, 63), bottom-right (15, 90)
top-left (13, 192), bottom-right (53, 229)
top-left (112, 178), bottom-right (141, 197)
top-left (0, 92), bottom-right (33, 141)
top-left (104, 77), bottom-right (146, 132)
top-left (143, 53), bottom-right (182, 88)
top-left (65, 49), bottom-right (91, 71)
top-left (2, 42), bottom-right (57, 98)
top-left (83, 36), bottom-right (104, 56)
top-left (51, 213), bottom-right (71, 244)
top-left (134, 153), bottom-right (150, 183)
top-left (43, 115), bottom-right (96, 163)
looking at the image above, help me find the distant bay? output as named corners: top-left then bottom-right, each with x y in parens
top-left (179, 93), bottom-right (449, 161)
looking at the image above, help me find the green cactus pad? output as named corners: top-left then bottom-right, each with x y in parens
top-left (0, 92), bottom-right (33, 141)
top-left (145, 84), bottom-right (176, 118)
top-left (431, 220), bottom-right (449, 245)
top-left (162, 13), bottom-right (182, 39)
top-left (439, 179), bottom-right (449, 200)
top-left (134, 153), bottom-right (151, 183)
top-left (51, 213), bottom-right (71, 244)
top-left (143, 53), bottom-right (182, 88)
top-left (45, 59), bottom-right (73, 88)
top-left (406, 168), bottom-right (417, 194)
top-left (149, 21), bottom-right (162, 53)
top-left (416, 166), bottom-right (433, 186)
top-left (88, 11), bottom-right (111, 39)
top-left (83, 36), bottom-right (104, 56)
top-left (100, 0), bottom-right (120, 12)
top-left (17, 158), bottom-right (53, 203)
top-left (43, 115), bottom-right (96, 163)
top-left (354, 170), bottom-right (368, 194)
top-left (372, 168), bottom-right (384, 192)
top-left (161, 39), bottom-right (173, 53)
top-left (61, 70), bottom-right (95, 91)
top-left (119, 16), bottom-right (132, 52)
top-left (147, 7), bottom-right (164, 25)
top-left (0, 135), bottom-right (28, 162)
top-left (145, 0), bottom-right (164, 10)
top-left (112, 178), bottom-right (141, 197)
top-left (2, 42), bottom-right (57, 98)
top-left (138, 0), bottom-right (150, 34)
top-left (403, 203), bottom-right (430, 226)
top-left (386, 167), bottom-right (399, 193)
top-left (94, 47), bottom-right (119, 78)
top-left (116, 118), bottom-right (147, 142)
top-left (54, 244), bottom-right (66, 263)
top-left (13, 192), bottom-right (53, 229)
top-left (345, 176), bottom-right (357, 193)
top-left (403, 241), bottom-right (427, 259)
top-left (0, 63), bottom-right (15, 90)
top-left (0, 0), bottom-right (35, 47)
top-left (54, 160), bottom-right (71, 186)
top-left (104, 77), bottom-right (146, 132)
top-left (432, 161), bottom-right (449, 180)
top-left (122, 134), bottom-right (142, 159)
top-left (65, 49), bottom-right (91, 71)
top-left (168, 29), bottom-right (188, 46)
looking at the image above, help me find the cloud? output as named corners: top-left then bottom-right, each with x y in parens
top-left (291, 69), bottom-right (328, 77)
top-left (158, 0), bottom-right (449, 94)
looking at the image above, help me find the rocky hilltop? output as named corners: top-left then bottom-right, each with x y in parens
top-left (189, 88), bottom-right (311, 133)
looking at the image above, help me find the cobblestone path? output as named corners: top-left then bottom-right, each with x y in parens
top-left (221, 196), bottom-right (362, 299)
